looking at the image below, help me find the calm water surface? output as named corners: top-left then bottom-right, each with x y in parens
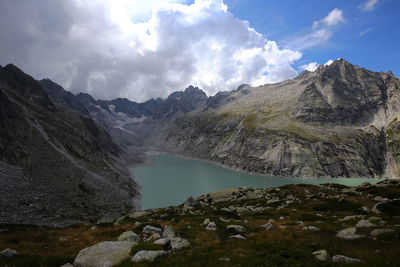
top-left (131, 154), bottom-right (379, 210)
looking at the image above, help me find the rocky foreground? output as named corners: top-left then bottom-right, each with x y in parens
top-left (1, 180), bottom-right (400, 266)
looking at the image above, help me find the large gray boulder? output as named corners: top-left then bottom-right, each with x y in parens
top-left (131, 250), bottom-right (167, 263)
top-left (73, 241), bottom-right (136, 267)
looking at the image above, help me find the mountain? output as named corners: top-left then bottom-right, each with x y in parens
top-left (158, 59), bottom-right (400, 178)
top-left (0, 64), bottom-right (138, 227)
top-left (108, 59), bottom-right (398, 179)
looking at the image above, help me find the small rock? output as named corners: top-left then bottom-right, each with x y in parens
top-left (60, 264), bottom-right (73, 267)
top-left (336, 228), bottom-right (362, 240)
top-left (226, 225), bottom-right (246, 234)
top-left (73, 241), bottom-right (135, 267)
top-left (370, 229), bottom-right (395, 237)
top-left (203, 218), bottom-right (210, 225)
top-left (153, 238), bottom-right (170, 246)
top-left (118, 231), bottom-right (140, 242)
top-left (312, 250), bottom-right (330, 261)
top-left (229, 234), bottom-right (246, 239)
top-left (162, 225), bottom-right (176, 238)
top-left (296, 221), bottom-right (304, 226)
top-left (261, 223), bottom-right (273, 230)
top-left (356, 219), bottom-right (376, 228)
top-left (184, 196), bottom-right (200, 209)
top-left (170, 237), bottom-right (190, 251)
top-left (143, 225), bottom-right (163, 235)
top-left (303, 226), bottom-right (320, 231)
top-left (339, 215), bottom-right (364, 221)
top-left (59, 237), bottom-right (69, 242)
top-left (0, 248), bottom-right (19, 260)
top-left (206, 221), bottom-right (217, 231)
top-left (218, 257), bottom-right (230, 261)
top-left (332, 255), bottom-right (361, 263)
top-left (131, 250), bottom-right (167, 263)
top-left (360, 182), bottom-right (371, 187)
top-left (145, 233), bottom-right (161, 242)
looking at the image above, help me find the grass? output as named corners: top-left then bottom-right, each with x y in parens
top-left (1, 183), bottom-right (400, 266)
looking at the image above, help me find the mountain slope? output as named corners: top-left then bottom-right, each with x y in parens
top-left (145, 59), bottom-right (400, 178)
top-left (0, 64), bottom-right (138, 227)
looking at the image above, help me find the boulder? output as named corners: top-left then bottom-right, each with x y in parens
top-left (205, 221), bottom-right (217, 231)
top-left (183, 196), bottom-right (200, 209)
top-left (261, 223), bottom-right (273, 230)
top-left (370, 229), bottom-right (395, 237)
top-left (336, 228), bottom-right (362, 240)
top-left (356, 219), bottom-right (376, 228)
top-left (170, 237), bottom-right (190, 251)
top-left (143, 225), bottom-right (163, 235)
top-left (0, 248), bottom-right (19, 260)
top-left (131, 250), bottom-right (167, 263)
top-left (312, 250), bottom-right (330, 261)
top-left (332, 255), bottom-right (361, 263)
top-left (153, 238), bottom-right (171, 246)
top-left (303, 226), bottom-right (320, 231)
top-left (117, 231), bottom-right (140, 242)
top-left (226, 225), bottom-right (246, 234)
top-left (73, 241), bottom-right (136, 267)
top-left (162, 225), bottom-right (176, 238)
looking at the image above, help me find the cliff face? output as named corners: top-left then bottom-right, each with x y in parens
top-left (0, 64), bottom-right (138, 227)
top-left (152, 59), bottom-right (399, 178)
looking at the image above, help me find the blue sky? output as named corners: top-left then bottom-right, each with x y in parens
top-left (225, 0), bottom-right (400, 76)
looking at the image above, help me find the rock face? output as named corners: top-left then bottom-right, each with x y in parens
top-left (0, 64), bottom-right (138, 227)
top-left (73, 241), bottom-right (136, 267)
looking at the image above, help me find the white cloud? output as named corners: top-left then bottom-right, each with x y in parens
top-left (300, 62), bottom-right (319, 72)
top-left (359, 27), bottom-right (373, 36)
top-left (0, 0), bottom-right (302, 101)
top-left (360, 0), bottom-right (379, 11)
top-left (313, 8), bottom-right (345, 29)
top-left (289, 9), bottom-right (344, 51)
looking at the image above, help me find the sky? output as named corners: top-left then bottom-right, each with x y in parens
top-left (0, 0), bottom-right (398, 102)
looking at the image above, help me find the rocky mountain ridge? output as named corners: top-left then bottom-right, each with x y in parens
top-left (0, 64), bottom-right (138, 227)
top-left (36, 59), bottom-right (400, 179)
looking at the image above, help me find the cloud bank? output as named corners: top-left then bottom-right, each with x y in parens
top-left (0, 0), bottom-right (302, 101)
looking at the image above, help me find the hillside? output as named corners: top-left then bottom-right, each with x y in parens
top-left (1, 181), bottom-right (399, 266)
top-left (0, 64), bottom-right (138, 227)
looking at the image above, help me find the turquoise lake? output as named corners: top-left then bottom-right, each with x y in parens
top-left (131, 154), bottom-right (379, 210)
